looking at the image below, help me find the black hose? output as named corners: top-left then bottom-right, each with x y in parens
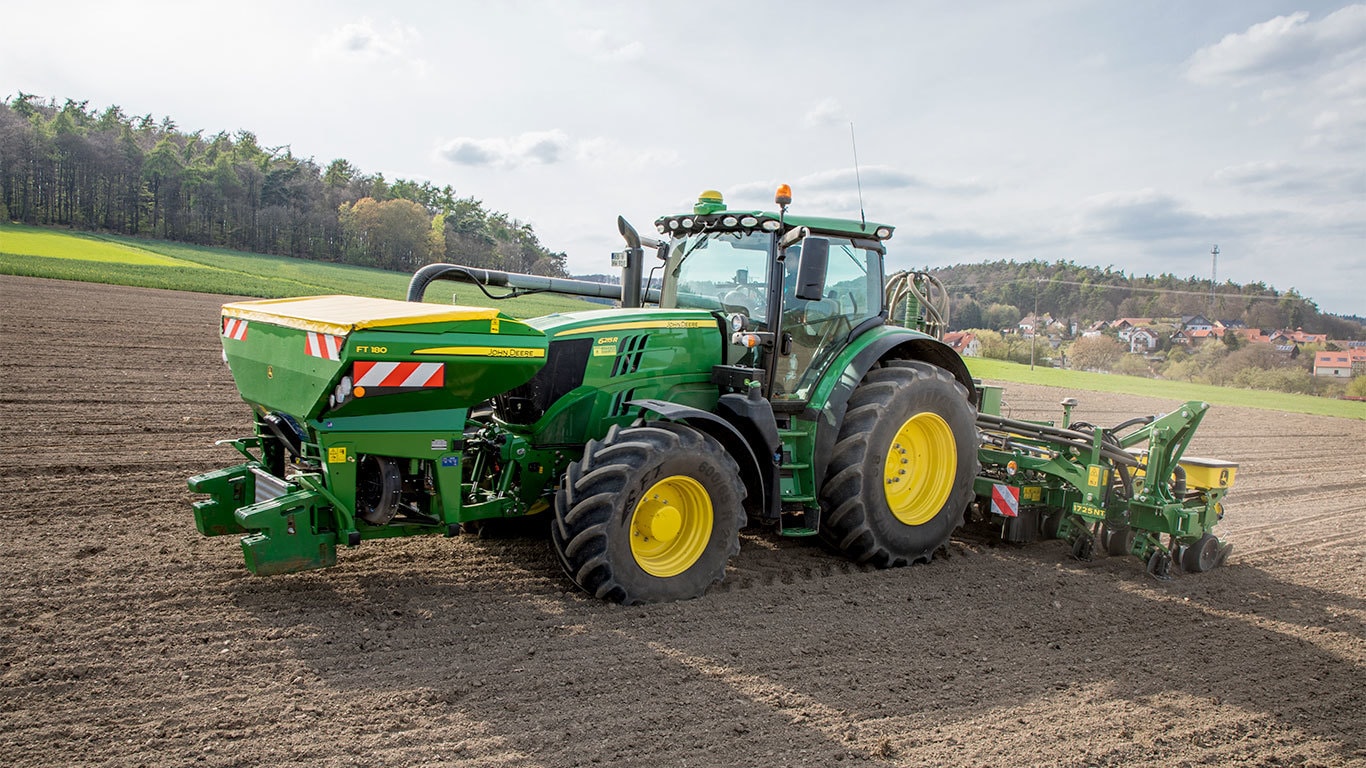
top-left (1172, 464), bottom-right (1187, 497)
top-left (408, 264), bottom-right (514, 302)
top-left (977, 412), bottom-right (1138, 467)
top-left (1110, 415), bottom-right (1155, 434)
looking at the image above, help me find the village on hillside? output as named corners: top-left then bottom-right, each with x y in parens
top-left (944, 313), bottom-right (1366, 387)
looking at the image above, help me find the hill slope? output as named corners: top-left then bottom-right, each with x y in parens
top-left (0, 224), bottom-right (596, 318)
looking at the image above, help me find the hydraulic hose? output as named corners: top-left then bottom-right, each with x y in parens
top-left (977, 412), bottom-right (1139, 467)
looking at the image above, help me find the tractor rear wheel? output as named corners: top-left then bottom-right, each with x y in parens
top-left (552, 422), bottom-right (746, 604)
top-left (819, 360), bottom-right (978, 567)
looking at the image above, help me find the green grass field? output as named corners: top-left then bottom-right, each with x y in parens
top-left (0, 223), bottom-right (596, 318)
top-left (0, 227), bottom-right (203, 267)
top-left (966, 357), bottom-right (1366, 420)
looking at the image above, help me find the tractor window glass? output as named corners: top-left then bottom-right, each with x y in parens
top-left (822, 241), bottom-right (882, 323)
top-left (667, 231), bottom-right (773, 320)
top-left (775, 239), bottom-right (883, 399)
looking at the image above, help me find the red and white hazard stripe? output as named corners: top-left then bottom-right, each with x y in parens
top-left (990, 483), bottom-right (1020, 518)
top-left (305, 332), bottom-right (344, 361)
top-left (354, 361), bottom-right (444, 388)
top-left (222, 317), bottom-right (248, 341)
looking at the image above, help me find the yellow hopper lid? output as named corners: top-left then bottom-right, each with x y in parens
top-left (223, 296), bottom-right (500, 336)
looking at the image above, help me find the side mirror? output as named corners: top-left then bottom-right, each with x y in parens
top-left (794, 237), bottom-right (829, 301)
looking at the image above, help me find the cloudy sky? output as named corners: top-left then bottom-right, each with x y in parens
top-left (4, 1), bottom-right (1363, 314)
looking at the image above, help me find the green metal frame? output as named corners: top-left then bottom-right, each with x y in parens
top-left (974, 400), bottom-right (1229, 568)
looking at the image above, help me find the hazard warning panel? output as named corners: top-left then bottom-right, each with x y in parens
top-left (305, 332), bottom-right (344, 361)
top-left (222, 317), bottom-right (248, 341)
top-left (353, 361), bottom-right (444, 389)
top-left (990, 483), bottom-right (1020, 518)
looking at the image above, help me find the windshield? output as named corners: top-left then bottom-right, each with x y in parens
top-left (662, 230), bottom-right (774, 321)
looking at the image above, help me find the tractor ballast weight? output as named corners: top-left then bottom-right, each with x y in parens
top-left (190, 187), bottom-right (1232, 602)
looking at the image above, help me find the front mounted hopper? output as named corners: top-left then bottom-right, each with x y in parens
top-left (191, 295), bottom-right (548, 574)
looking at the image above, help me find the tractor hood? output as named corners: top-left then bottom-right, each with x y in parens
top-left (219, 295), bottom-right (547, 419)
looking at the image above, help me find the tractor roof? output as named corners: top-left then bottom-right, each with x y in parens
top-left (654, 190), bottom-right (895, 242)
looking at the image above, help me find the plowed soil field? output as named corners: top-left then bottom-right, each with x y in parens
top-left (3, 275), bottom-right (1364, 767)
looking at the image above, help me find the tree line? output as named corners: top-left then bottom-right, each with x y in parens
top-left (0, 94), bottom-right (568, 277)
top-left (932, 259), bottom-right (1363, 339)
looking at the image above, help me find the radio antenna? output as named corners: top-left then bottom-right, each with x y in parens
top-left (850, 122), bottom-right (866, 229)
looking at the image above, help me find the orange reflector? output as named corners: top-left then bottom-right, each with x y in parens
top-left (354, 386), bottom-right (367, 398)
top-left (1006, 460), bottom-right (1018, 476)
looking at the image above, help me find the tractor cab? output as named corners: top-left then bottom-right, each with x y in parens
top-left (653, 188), bottom-right (894, 400)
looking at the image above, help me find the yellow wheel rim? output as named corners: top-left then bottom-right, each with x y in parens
top-left (630, 475), bottom-right (714, 577)
top-left (883, 412), bottom-right (957, 526)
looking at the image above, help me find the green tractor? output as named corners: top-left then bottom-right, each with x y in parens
top-left (189, 186), bottom-right (982, 603)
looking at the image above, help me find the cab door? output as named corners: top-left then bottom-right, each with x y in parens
top-left (774, 238), bottom-right (885, 400)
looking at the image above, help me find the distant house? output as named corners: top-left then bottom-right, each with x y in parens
top-left (1329, 340), bottom-right (1366, 352)
top-left (1113, 318), bottom-right (1153, 343)
top-left (1018, 313), bottom-right (1053, 338)
top-left (1187, 327), bottom-right (1225, 345)
top-left (1180, 314), bottom-right (1212, 332)
top-left (1314, 350), bottom-right (1359, 377)
top-left (943, 331), bottom-right (981, 358)
top-left (1216, 319), bottom-right (1247, 330)
top-left (1170, 329), bottom-right (1191, 346)
top-left (1128, 327), bottom-right (1159, 352)
top-left (1235, 328), bottom-right (1272, 345)
top-left (1276, 329), bottom-right (1328, 345)
top-left (1273, 343), bottom-right (1301, 359)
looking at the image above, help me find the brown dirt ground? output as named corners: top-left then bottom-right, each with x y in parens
top-left (2, 274), bottom-right (1364, 767)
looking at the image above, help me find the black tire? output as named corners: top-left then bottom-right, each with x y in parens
top-left (1181, 533), bottom-right (1220, 573)
top-left (552, 422), bottom-right (746, 604)
top-left (1040, 511), bottom-right (1064, 540)
top-left (1071, 532), bottom-right (1096, 561)
top-left (819, 360), bottom-right (979, 567)
top-left (1103, 524), bottom-right (1136, 556)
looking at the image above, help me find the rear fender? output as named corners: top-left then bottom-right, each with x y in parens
top-left (806, 331), bottom-right (976, 488)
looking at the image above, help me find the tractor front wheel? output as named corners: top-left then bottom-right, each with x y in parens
top-left (819, 360), bottom-right (978, 567)
top-left (552, 422), bottom-right (746, 604)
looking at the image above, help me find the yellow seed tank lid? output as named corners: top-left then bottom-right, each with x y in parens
top-left (222, 295), bottom-right (500, 336)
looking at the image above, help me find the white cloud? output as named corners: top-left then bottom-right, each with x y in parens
top-left (437, 133), bottom-right (680, 171)
top-left (1213, 160), bottom-right (1366, 199)
top-left (808, 166), bottom-right (990, 195)
top-left (1306, 98), bottom-right (1366, 150)
top-left (728, 167), bottom-right (989, 207)
top-left (803, 99), bottom-right (844, 127)
top-left (1184, 5), bottom-right (1366, 86)
top-left (575, 137), bottom-right (681, 169)
top-left (573, 28), bottom-right (644, 63)
top-left (1079, 189), bottom-right (1207, 240)
top-left (438, 130), bottom-right (572, 168)
top-left (314, 18), bottom-right (427, 75)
